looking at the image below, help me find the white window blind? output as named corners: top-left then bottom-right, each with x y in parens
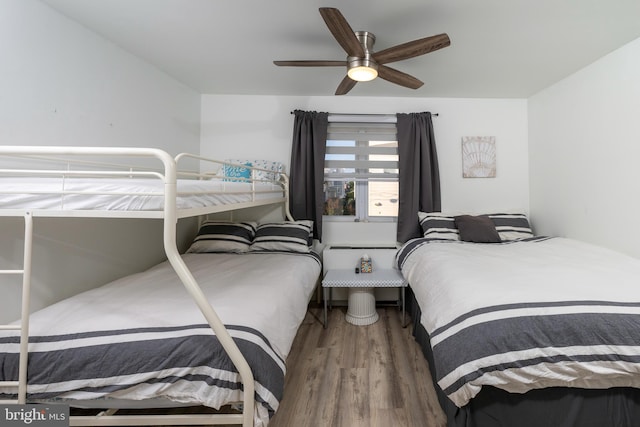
top-left (324, 118), bottom-right (399, 220)
top-left (325, 122), bottom-right (398, 180)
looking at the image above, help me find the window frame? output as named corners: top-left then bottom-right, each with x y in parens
top-left (323, 119), bottom-right (398, 223)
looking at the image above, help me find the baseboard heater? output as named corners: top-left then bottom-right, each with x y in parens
top-left (328, 245), bottom-right (397, 250)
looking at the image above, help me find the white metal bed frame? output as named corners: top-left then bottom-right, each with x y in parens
top-left (0, 145), bottom-right (293, 427)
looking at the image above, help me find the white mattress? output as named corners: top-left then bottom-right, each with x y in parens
top-left (0, 177), bottom-right (284, 211)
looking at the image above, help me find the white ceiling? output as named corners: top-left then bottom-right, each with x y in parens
top-left (41, 0), bottom-right (640, 98)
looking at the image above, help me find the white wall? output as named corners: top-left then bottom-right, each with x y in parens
top-left (529, 37), bottom-right (640, 258)
top-left (0, 0), bottom-right (201, 322)
top-left (201, 94), bottom-right (529, 244)
top-left (1, 0), bottom-right (200, 155)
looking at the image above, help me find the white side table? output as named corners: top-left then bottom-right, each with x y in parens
top-left (322, 268), bottom-right (407, 328)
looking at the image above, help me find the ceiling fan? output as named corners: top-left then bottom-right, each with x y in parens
top-left (273, 7), bottom-right (451, 95)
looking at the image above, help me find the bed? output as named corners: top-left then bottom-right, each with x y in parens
top-left (0, 149), bottom-right (287, 217)
top-left (396, 212), bottom-right (640, 427)
top-left (0, 146), bottom-right (319, 427)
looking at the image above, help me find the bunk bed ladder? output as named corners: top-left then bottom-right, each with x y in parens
top-left (0, 212), bottom-right (33, 404)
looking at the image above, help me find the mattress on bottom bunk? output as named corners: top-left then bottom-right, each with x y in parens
top-left (0, 177), bottom-right (284, 211)
top-left (396, 237), bottom-right (640, 408)
top-left (0, 251), bottom-right (321, 427)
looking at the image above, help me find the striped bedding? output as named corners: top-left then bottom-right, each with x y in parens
top-left (396, 237), bottom-right (640, 407)
top-left (0, 251), bottom-right (321, 427)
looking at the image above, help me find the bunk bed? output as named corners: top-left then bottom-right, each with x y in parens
top-left (0, 146), bottom-right (321, 427)
top-left (396, 212), bottom-right (640, 427)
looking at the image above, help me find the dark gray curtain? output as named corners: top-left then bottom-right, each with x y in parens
top-left (396, 112), bottom-right (441, 243)
top-left (289, 110), bottom-right (328, 242)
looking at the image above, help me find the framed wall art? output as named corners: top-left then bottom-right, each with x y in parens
top-left (462, 136), bottom-right (496, 178)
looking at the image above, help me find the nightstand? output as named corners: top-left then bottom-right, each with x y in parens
top-left (322, 267), bottom-right (407, 328)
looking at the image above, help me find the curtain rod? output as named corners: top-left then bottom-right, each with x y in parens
top-left (290, 111), bottom-right (438, 124)
top-left (289, 111), bottom-right (439, 116)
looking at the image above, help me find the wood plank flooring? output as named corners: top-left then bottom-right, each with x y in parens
top-left (268, 304), bottom-right (447, 427)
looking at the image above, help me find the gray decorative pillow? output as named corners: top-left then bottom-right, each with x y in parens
top-left (187, 221), bottom-right (256, 253)
top-left (454, 215), bottom-right (501, 243)
top-left (249, 220), bottom-right (313, 253)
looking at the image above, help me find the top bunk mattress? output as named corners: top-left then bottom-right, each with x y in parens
top-left (0, 177), bottom-right (285, 212)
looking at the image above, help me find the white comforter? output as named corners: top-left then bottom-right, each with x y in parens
top-left (0, 251), bottom-right (321, 426)
top-left (0, 177), bottom-right (283, 211)
top-left (398, 237), bottom-right (640, 407)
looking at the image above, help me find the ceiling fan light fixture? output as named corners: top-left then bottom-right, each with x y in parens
top-left (348, 65), bottom-right (378, 82)
top-left (347, 57), bottom-right (378, 82)
top-left (346, 31), bottom-right (378, 82)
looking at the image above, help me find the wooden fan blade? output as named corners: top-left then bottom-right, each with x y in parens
top-left (373, 33), bottom-right (450, 64)
top-left (319, 7), bottom-right (365, 57)
top-left (335, 75), bottom-right (357, 95)
top-left (273, 60), bottom-right (347, 67)
top-left (378, 65), bottom-right (424, 89)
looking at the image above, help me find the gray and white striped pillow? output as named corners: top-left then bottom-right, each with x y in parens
top-left (418, 211), bottom-right (534, 242)
top-left (487, 213), bottom-right (534, 241)
top-left (187, 221), bottom-right (257, 253)
top-left (418, 212), bottom-right (460, 241)
top-left (249, 220), bottom-right (313, 253)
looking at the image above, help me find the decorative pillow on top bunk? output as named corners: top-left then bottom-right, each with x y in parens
top-left (222, 161), bottom-right (252, 182)
top-left (187, 221), bottom-right (257, 253)
top-left (249, 220), bottom-right (313, 253)
top-left (222, 159), bottom-right (285, 182)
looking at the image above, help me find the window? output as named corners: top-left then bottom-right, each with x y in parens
top-left (323, 118), bottom-right (398, 222)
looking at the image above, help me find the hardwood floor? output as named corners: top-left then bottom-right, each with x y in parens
top-left (269, 304), bottom-right (447, 427)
